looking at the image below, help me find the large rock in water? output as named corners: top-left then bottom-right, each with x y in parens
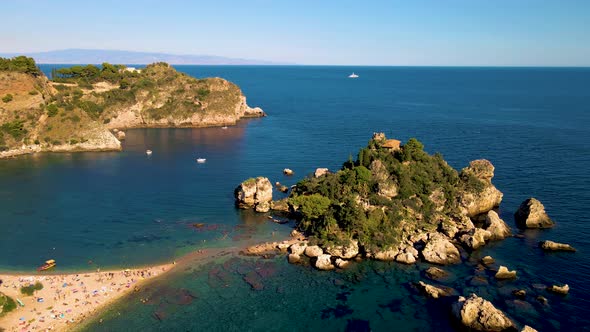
top-left (484, 211), bottom-right (512, 240)
top-left (539, 240), bottom-right (576, 252)
top-left (458, 160), bottom-right (503, 217)
top-left (234, 177), bottom-right (273, 211)
top-left (514, 198), bottom-right (554, 228)
top-left (325, 240), bottom-right (359, 259)
top-left (421, 233), bottom-right (461, 264)
top-left (460, 228), bottom-right (492, 250)
top-left (315, 254), bottom-right (335, 270)
top-left (452, 294), bottom-right (515, 331)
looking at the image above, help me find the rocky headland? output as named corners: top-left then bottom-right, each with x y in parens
top-left (0, 56), bottom-right (264, 159)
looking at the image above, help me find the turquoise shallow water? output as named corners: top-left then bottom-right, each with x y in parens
top-left (1, 66), bottom-right (589, 331)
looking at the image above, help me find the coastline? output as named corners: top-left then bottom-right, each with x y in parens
top-left (0, 264), bottom-right (174, 331)
top-left (0, 237), bottom-right (296, 332)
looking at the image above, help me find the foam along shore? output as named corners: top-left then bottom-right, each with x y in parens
top-left (0, 263), bottom-right (174, 332)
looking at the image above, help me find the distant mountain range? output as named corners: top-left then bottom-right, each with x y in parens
top-left (0, 49), bottom-right (284, 65)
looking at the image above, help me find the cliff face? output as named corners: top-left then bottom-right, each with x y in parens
top-left (0, 61), bottom-right (263, 158)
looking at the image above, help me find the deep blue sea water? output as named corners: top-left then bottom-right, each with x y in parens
top-left (1, 65), bottom-right (589, 331)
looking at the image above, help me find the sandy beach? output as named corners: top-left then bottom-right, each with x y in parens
top-left (0, 263), bottom-right (174, 332)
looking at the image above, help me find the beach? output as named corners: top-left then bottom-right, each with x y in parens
top-left (0, 263), bottom-right (174, 332)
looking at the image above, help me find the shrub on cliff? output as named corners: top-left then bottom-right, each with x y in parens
top-left (2, 94), bottom-right (13, 103)
top-left (0, 56), bottom-right (41, 76)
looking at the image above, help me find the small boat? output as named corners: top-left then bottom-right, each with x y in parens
top-left (348, 72), bottom-right (359, 78)
top-left (196, 158), bottom-right (206, 163)
top-left (37, 259), bottom-right (56, 271)
top-left (221, 126), bottom-right (228, 130)
top-left (146, 150), bottom-right (153, 156)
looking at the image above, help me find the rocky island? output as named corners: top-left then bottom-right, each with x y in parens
top-left (236, 133), bottom-right (574, 332)
top-left (0, 56), bottom-right (264, 158)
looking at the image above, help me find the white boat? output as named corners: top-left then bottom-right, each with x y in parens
top-left (196, 158), bottom-right (206, 163)
top-left (221, 126), bottom-right (228, 130)
top-left (146, 150), bottom-right (153, 155)
top-left (348, 72), bottom-right (359, 78)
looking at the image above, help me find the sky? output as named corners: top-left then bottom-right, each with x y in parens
top-left (1, 0), bottom-right (589, 66)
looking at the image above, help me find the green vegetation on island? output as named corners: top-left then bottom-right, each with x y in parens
top-left (0, 56), bottom-right (263, 156)
top-left (289, 134), bottom-right (484, 251)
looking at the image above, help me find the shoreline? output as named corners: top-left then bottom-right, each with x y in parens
top-left (0, 239), bottom-right (292, 332)
top-left (0, 263), bottom-right (174, 331)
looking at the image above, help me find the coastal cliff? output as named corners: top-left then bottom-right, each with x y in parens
top-left (0, 56), bottom-right (263, 158)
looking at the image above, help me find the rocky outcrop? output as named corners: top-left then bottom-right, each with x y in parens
top-left (521, 326), bottom-right (538, 332)
top-left (325, 240), bottom-right (359, 259)
top-left (425, 267), bottom-right (449, 280)
top-left (335, 258), bottom-right (349, 269)
top-left (514, 198), bottom-right (554, 228)
top-left (304, 245), bottom-right (323, 258)
top-left (270, 198), bottom-right (289, 212)
top-left (235, 177), bottom-right (273, 211)
top-left (315, 254), bottom-right (335, 270)
top-left (460, 228), bottom-right (491, 250)
top-left (416, 281), bottom-right (455, 299)
top-left (495, 266), bottom-right (517, 279)
top-left (116, 130), bottom-right (126, 140)
top-left (452, 294), bottom-right (515, 331)
top-left (283, 168), bottom-right (294, 176)
top-left (421, 233), bottom-right (461, 264)
top-left (371, 248), bottom-right (399, 261)
top-left (547, 284), bottom-right (569, 295)
top-left (289, 242), bottom-right (307, 256)
top-left (395, 252), bottom-right (416, 264)
top-left (539, 240), bottom-right (576, 252)
top-left (314, 168), bottom-right (329, 178)
top-left (484, 211), bottom-right (512, 240)
top-left (288, 254), bottom-right (301, 264)
top-left (458, 160), bottom-right (503, 217)
top-left (481, 256), bottom-right (495, 265)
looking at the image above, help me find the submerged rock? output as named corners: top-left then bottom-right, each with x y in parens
top-left (514, 198), bottom-right (554, 228)
top-left (495, 266), bottom-right (517, 279)
top-left (539, 240), bottom-right (576, 252)
top-left (512, 289), bottom-right (526, 299)
top-left (416, 281), bottom-right (455, 299)
top-left (452, 293), bottom-right (514, 331)
top-left (421, 233), bottom-right (461, 265)
top-left (547, 284), bottom-right (569, 295)
top-left (425, 266), bottom-right (449, 280)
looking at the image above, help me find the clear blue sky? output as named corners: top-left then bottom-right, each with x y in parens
top-left (2, 0), bottom-right (589, 66)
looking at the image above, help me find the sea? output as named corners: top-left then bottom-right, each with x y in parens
top-left (0, 65), bottom-right (589, 331)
